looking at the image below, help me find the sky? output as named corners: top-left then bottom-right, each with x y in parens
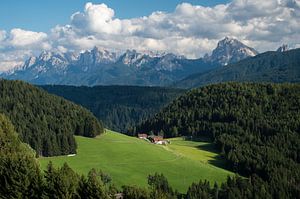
top-left (0, 0), bottom-right (230, 32)
top-left (0, 0), bottom-right (299, 71)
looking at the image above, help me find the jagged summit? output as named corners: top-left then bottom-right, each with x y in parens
top-left (2, 46), bottom-right (212, 86)
top-left (3, 41), bottom-right (259, 86)
top-left (118, 50), bottom-right (147, 66)
top-left (206, 37), bottom-right (258, 65)
top-left (277, 44), bottom-right (289, 52)
top-left (78, 47), bottom-right (118, 66)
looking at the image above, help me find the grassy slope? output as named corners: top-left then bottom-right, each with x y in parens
top-left (39, 130), bottom-right (233, 192)
top-left (168, 138), bottom-right (227, 169)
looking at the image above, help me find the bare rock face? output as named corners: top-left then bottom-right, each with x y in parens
top-left (206, 37), bottom-right (258, 65)
top-left (277, 44), bottom-right (289, 52)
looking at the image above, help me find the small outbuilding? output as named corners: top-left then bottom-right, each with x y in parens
top-left (137, 133), bottom-right (148, 139)
top-left (148, 135), bottom-right (164, 143)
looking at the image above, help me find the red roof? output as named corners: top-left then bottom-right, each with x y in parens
top-left (153, 136), bottom-right (163, 142)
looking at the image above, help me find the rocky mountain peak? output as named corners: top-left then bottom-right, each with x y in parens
top-left (277, 44), bottom-right (289, 52)
top-left (39, 51), bottom-right (53, 61)
top-left (119, 50), bottom-right (148, 66)
top-left (25, 56), bottom-right (37, 68)
top-left (78, 47), bottom-right (118, 66)
top-left (207, 37), bottom-right (258, 65)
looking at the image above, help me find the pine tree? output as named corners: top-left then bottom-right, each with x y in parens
top-left (0, 114), bottom-right (42, 199)
top-left (77, 168), bottom-right (109, 199)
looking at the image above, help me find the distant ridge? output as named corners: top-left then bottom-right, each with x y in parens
top-left (175, 48), bottom-right (300, 89)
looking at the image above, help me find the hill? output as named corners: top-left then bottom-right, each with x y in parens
top-left (0, 79), bottom-right (104, 156)
top-left (136, 82), bottom-right (300, 198)
top-left (41, 85), bottom-right (185, 132)
top-left (175, 48), bottom-right (300, 88)
top-left (39, 130), bottom-right (233, 192)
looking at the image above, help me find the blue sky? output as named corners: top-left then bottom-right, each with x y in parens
top-left (0, 0), bottom-right (299, 71)
top-left (0, 0), bottom-right (229, 32)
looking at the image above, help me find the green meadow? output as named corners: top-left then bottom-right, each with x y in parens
top-left (39, 130), bottom-right (233, 192)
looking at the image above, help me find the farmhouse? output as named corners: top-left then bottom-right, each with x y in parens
top-left (152, 136), bottom-right (163, 142)
top-left (137, 133), bottom-right (148, 139)
top-left (138, 134), bottom-right (169, 145)
top-left (148, 135), bottom-right (167, 144)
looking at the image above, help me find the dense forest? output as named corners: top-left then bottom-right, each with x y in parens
top-left (136, 82), bottom-right (300, 198)
top-left (0, 80), bottom-right (104, 156)
top-left (41, 85), bottom-right (184, 132)
top-left (175, 48), bottom-right (300, 89)
top-left (0, 113), bottom-right (282, 198)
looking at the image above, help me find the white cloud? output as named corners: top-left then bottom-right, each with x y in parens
top-left (9, 28), bottom-right (49, 48)
top-left (71, 3), bottom-right (122, 35)
top-left (0, 49), bottom-right (33, 72)
top-left (54, 1), bottom-right (299, 56)
top-left (57, 45), bottom-right (68, 53)
top-left (1, 0), bottom-right (300, 71)
top-left (0, 30), bottom-right (6, 42)
top-left (0, 29), bottom-right (51, 71)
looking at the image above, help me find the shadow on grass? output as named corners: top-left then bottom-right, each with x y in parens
top-left (195, 143), bottom-right (229, 171)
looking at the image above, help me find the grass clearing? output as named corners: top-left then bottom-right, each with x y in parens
top-left (168, 137), bottom-right (228, 169)
top-left (39, 130), bottom-right (233, 192)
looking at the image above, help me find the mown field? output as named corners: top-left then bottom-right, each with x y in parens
top-left (39, 130), bottom-right (233, 192)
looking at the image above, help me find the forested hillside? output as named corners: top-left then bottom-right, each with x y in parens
top-left (0, 113), bottom-right (283, 198)
top-left (136, 82), bottom-right (300, 198)
top-left (41, 85), bottom-right (184, 132)
top-left (175, 48), bottom-right (300, 88)
top-left (0, 80), bottom-right (104, 156)
top-left (0, 113), bottom-right (42, 198)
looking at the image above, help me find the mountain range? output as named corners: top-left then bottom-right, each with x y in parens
top-left (1, 37), bottom-right (258, 86)
top-left (175, 48), bottom-right (300, 88)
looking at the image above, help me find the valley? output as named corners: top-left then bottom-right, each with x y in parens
top-left (39, 130), bottom-right (233, 192)
top-left (1, 80), bottom-right (299, 198)
top-left (1, 1), bottom-right (300, 198)
top-left (40, 85), bottom-right (185, 132)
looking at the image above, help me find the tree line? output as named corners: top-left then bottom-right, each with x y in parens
top-left (136, 82), bottom-right (300, 198)
top-left (41, 85), bottom-right (184, 132)
top-left (0, 80), bottom-right (104, 156)
top-left (0, 113), bottom-right (276, 198)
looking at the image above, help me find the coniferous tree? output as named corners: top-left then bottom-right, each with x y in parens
top-left (148, 173), bottom-right (176, 199)
top-left (0, 79), bottom-right (104, 156)
top-left (122, 185), bottom-right (150, 199)
top-left (0, 114), bottom-right (43, 199)
top-left (77, 169), bottom-right (109, 199)
top-left (137, 83), bottom-right (300, 198)
top-left (44, 162), bottom-right (80, 199)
